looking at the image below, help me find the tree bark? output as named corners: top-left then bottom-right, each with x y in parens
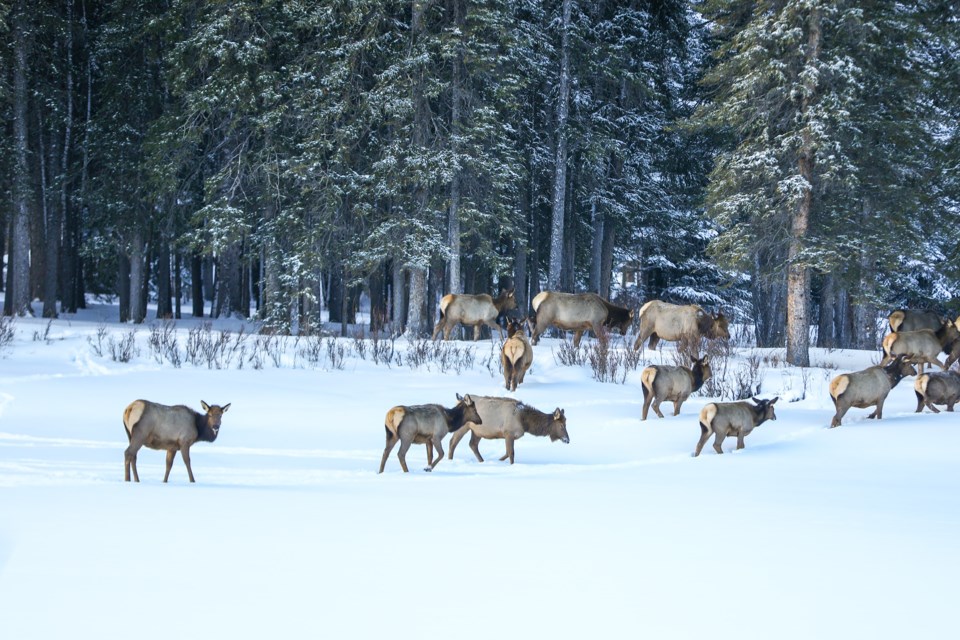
top-left (406, 266), bottom-right (429, 336)
top-left (785, 6), bottom-right (821, 367)
top-left (547, 0), bottom-right (572, 291)
top-left (446, 0), bottom-right (465, 296)
top-left (9, 0), bottom-right (33, 316)
top-left (128, 231), bottom-right (145, 323)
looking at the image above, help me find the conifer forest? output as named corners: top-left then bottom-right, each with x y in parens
top-left (1, 0), bottom-right (957, 365)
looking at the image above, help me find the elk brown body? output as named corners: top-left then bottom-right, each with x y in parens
top-left (914, 371), bottom-right (960, 413)
top-left (880, 321), bottom-right (960, 373)
top-left (695, 397), bottom-right (777, 456)
top-left (501, 319), bottom-right (533, 392)
top-left (633, 300), bottom-right (729, 353)
top-left (640, 357), bottom-right (711, 420)
top-left (530, 291), bottom-right (633, 347)
top-left (828, 356), bottom-right (916, 427)
top-left (447, 396), bottom-right (569, 464)
top-left (378, 394), bottom-right (482, 473)
top-left (123, 399), bottom-right (230, 483)
top-left (888, 309), bottom-right (943, 333)
top-left (432, 289), bottom-right (517, 341)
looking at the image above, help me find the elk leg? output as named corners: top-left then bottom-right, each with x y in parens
top-left (124, 443), bottom-right (141, 482)
top-left (499, 436), bottom-right (516, 464)
top-left (572, 330), bottom-right (583, 348)
top-left (641, 392), bottom-right (653, 421)
top-left (868, 398), bottom-right (885, 420)
top-left (180, 445), bottom-right (196, 483)
top-left (469, 432), bottom-right (484, 462)
top-left (163, 449), bottom-right (176, 483)
top-left (379, 432), bottom-right (400, 473)
top-left (431, 320), bottom-right (444, 340)
top-left (473, 325), bottom-right (482, 341)
top-left (736, 433), bottom-right (745, 450)
top-left (426, 435), bottom-right (444, 471)
top-left (712, 433), bottom-right (726, 455)
top-left (486, 320), bottom-right (503, 341)
top-left (694, 423), bottom-right (711, 457)
top-left (672, 396), bottom-right (686, 417)
top-left (397, 439), bottom-right (412, 473)
top-left (926, 401), bottom-right (941, 414)
top-left (652, 398), bottom-right (665, 419)
top-left (425, 442), bottom-right (435, 467)
top-left (447, 426), bottom-right (470, 460)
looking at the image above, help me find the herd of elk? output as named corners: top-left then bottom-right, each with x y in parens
top-left (118, 294), bottom-right (958, 479)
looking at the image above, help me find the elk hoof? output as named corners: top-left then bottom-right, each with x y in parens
top-left (423, 468), bottom-right (432, 473)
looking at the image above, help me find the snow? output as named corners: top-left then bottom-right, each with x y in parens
top-left (1, 300), bottom-right (958, 639)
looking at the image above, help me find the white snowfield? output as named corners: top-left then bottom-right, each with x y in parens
top-left (0, 303), bottom-right (957, 639)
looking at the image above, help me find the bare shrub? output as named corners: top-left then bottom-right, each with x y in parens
top-left (554, 338), bottom-right (587, 367)
top-left (586, 327), bottom-right (641, 384)
top-left (0, 316), bottom-right (15, 356)
top-left (33, 319), bottom-right (54, 343)
top-left (87, 322), bottom-right (108, 357)
top-left (325, 337), bottom-right (347, 370)
top-left (148, 321), bottom-right (182, 367)
top-left (109, 329), bottom-right (140, 363)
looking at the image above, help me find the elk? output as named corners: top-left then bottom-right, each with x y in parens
top-left (828, 355), bottom-right (916, 427)
top-left (914, 371), bottom-right (960, 413)
top-left (123, 400), bottom-right (230, 483)
top-left (432, 289), bottom-right (517, 341)
top-left (501, 319), bottom-right (533, 392)
top-left (640, 356), bottom-right (712, 420)
top-left (530, 291), bottom-right (633, 347)
top-left (887, 309), bottom-right (944, 333)
top-left (694, 397), bottom-right (777, 456)
top-left (633, 300), bottom-right (729, 354)
top-left (447, 396), bottom-right (569, 464)
top-left (378, 393), bottom-right (482, 473)
top-left (880, 320), bottom-right (960, 373)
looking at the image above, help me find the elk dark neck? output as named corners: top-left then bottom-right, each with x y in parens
top-left (883, 365), bottom-right (909, 389)
top-left (493, 292), bottom-right (511, 312)
top-left (517, 404), bottom-right (551, 436)
top-left (691, 365), bottom-right (707, 393)
top-left (749, 403), bottom-right (769, 426)
top-left (444, 403), bottom-right (468, 431)
top-left (195, 413), bottom-right (218, 442)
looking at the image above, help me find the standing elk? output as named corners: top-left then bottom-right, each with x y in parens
top-left (529, 291), bottom-right (633, 347)
top-left (633, 300), bottom-right (729, 354)
top-left (880, 320), bottom-right (960, 373)
top-left (501, 319), bottom-right (533, 392)
top-left (378, 393), bottom-right (482, 473)
top-left (914, 371), bottom-right (960, 413)
top-left (447, 396), bottom-right (569, 464)
top-left (640, 356), bottom-right (712, 420)
top-left (887, 309), bottom-right (943, 333)
top-left (432, 289), bottom-right (517, 341)
top-left (123, 399), bottom-right (230, 483)
top-left (828, 355), bottom-right (916, 427)
top-left (695, 397), bottom-right (778, 456)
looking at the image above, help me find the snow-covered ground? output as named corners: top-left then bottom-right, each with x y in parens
top-left (0, 300), bottom-right (957, 639)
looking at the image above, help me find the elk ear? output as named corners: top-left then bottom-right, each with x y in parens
top-left (462, 394), bottom-right (473, 405)
top-left (702, 356), bottom-right (710, 365)
top-left (201, 400), bottom-right (210, 412)
top-left (456, 393), bottom-right (464, 401)
top-left (629, 310), bottom-right (635, 318)
top-left (222, 403), bottom-right (231, 412)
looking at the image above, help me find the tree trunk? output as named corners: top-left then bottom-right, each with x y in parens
top-left (117, 250), bottom-right (130, 323)
top-left (600, 214), bottom-right (615, 300)
top-left (191, 254), bottom-right (204, 317)
top-left (128, 231), bottom-right (145, 323)
top-left (547, 0), bottom-right (572, 291)
top-left (816, 274), bottom-right (836, 348)
top-left (406, 266), bottom-right (428, 337)
top-left (9, 0), bottom-right (33, 317)
top-left (785, 6), bottom-right (821, 367)
top-left (853, 197), bottom-right (879, 351)
top-left (391, 259), bottom-right (405, 334)
top-left (589, 198), bottom-right (603, 295)
top-left (446, 0), bottom-right (465, 295)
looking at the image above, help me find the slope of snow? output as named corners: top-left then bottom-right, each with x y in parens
top-left (0, 303), bottom-right (957, 639)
